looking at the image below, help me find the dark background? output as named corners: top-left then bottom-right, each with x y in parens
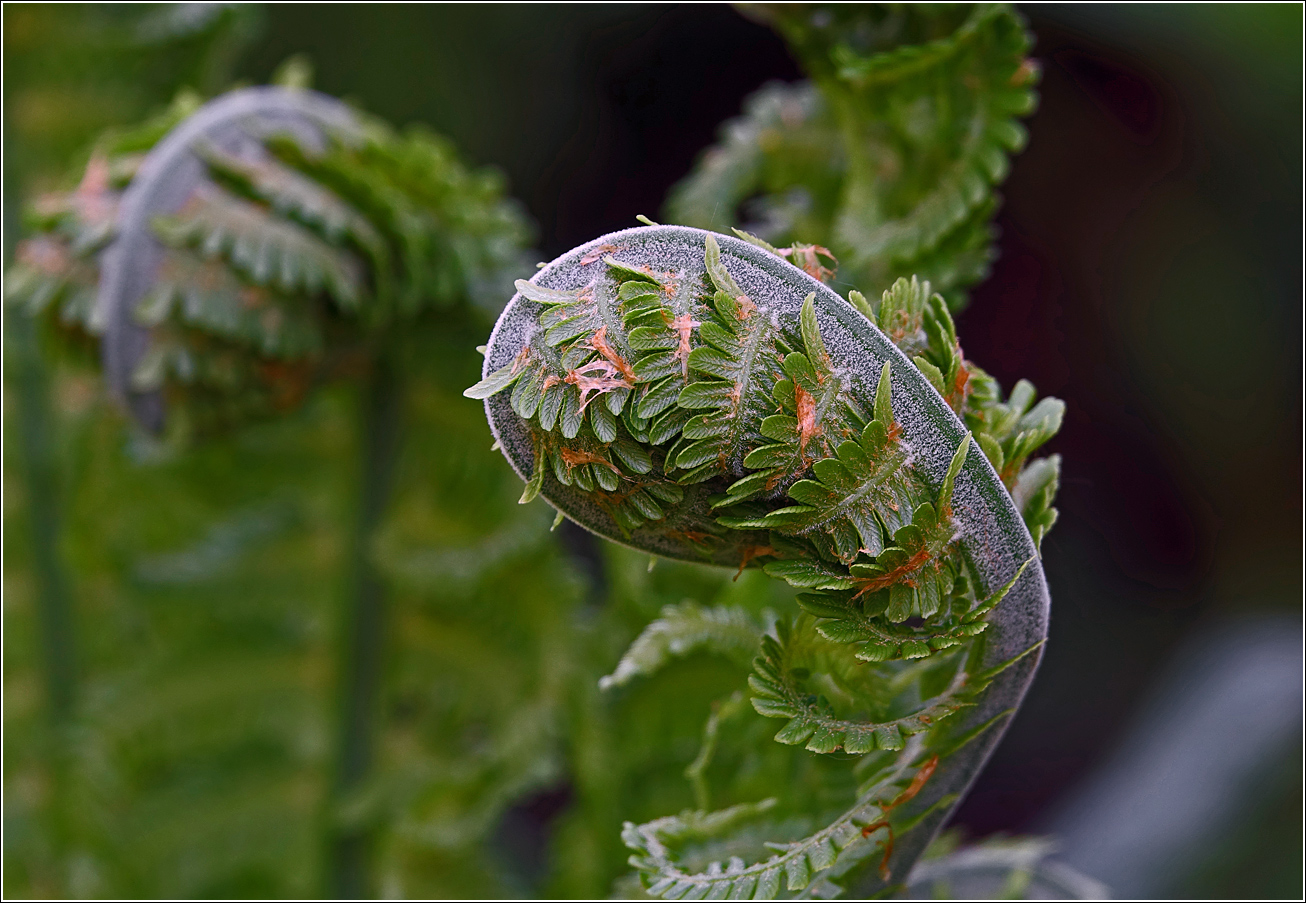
top-left (5, 3), bottom-right (1301, 897)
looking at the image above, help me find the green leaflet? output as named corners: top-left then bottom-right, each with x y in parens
top-left (599, 602), bottom-right (767, 690)
top-left (797, 559), bottom-right (1033, 663)
top-left (668, 235), bottom-right (789, 484)
top-left (135, 248), bottom-right (325, 360)
top-left (152, 183), bottom-right (367, 309)
top-left (748, 619), bottom-right (973, 754)
top-left (713, 294), bottom-right (869, 508)
top-left (271, 124), bottom-right (532, 319)
top-left (666, 4), bottom-right (1037, 310)
top-left (721, 361), bottom-right (920, 563)
top-left (1012, 454), bottom-right (1061, 551)
top-left (198, 141), bottom-right (387, 262)
top-left (966, 376), bottom-right (1065, 488)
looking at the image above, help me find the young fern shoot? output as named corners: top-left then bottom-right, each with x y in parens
top-left (469, 224), bottom-right (1059, 898)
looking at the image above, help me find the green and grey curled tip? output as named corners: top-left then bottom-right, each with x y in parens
top-left (468, 223), bottom-right (1057, 895)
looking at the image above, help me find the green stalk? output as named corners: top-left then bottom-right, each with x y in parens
top-left (10, 315), bottom-right (78, 724)
top-left (325, 354), bottom-right (404, 899)
top-left (8, 314), bottom-right (79, 893)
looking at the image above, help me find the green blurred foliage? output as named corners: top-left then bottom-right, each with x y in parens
top-left (4, 3), bottom-right (1301, 900)
top-left (3, 4), bottom-right (262, 222)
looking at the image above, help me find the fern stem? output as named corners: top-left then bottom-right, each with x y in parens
top-left (9, 316), bottom-right (78, 722)
top-left (8, 315), bottom-right (80, 891)
top-left (325, 353), bottom-right (403, 899)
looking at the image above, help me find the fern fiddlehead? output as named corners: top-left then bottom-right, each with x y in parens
top-left (8, 84), bottom-right (529, 439)
top-left (469, 222), bottom-right (1058, 897)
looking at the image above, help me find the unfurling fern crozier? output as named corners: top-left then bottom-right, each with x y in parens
top-left (469, 225), bottom-right (1057, 897)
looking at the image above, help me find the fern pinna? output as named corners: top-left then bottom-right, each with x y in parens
top-left (668, 3), bottom-right (1038, 312)
top-left (469, 220), bottom-right (1062, 896)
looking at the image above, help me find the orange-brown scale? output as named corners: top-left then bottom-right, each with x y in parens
top-left (565, 358), bottom-right (632, 411)
top-left (589, 325), bottom-right (637, 383)
top-left (558, 445), bottom-right (620, 473)
top-left (670, 312), bottom-right (700, 379)
top-left (780, 243), bottom-right (837, 284)
top-left (860, 754), bottom-right (940, 880)
top-left (852, 546), bottom-right (937, 598)
top-left (943, 349), bottom-right (973, 413)
top-left (580, 243), bottom-right (620, 265)
top-left (795, 383), bottom-right (820, 457)
top-left (665, 528), bottom-right (714, 548)
top-left (734, 544), bottom-right (777, 580)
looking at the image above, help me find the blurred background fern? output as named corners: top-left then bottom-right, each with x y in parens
top-left (4, 4), bottom-right (1301, 900)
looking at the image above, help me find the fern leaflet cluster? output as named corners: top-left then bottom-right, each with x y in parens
top-left (667, 3), bottom-right (1039, 310)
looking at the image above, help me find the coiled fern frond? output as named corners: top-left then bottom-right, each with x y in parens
top-left (470, 218), bottom-right (1059, 896)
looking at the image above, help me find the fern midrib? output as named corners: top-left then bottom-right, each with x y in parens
top-left (778, 649), bottom-right (969, 735)
top-left (642, 739), bottom-right (925, 887)
top-left (722, 307), bottom-right (779, 473)
top-left (835, 4), bottom-right (997, 88)
top-left (790, 449), bottom-right (904, 540)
